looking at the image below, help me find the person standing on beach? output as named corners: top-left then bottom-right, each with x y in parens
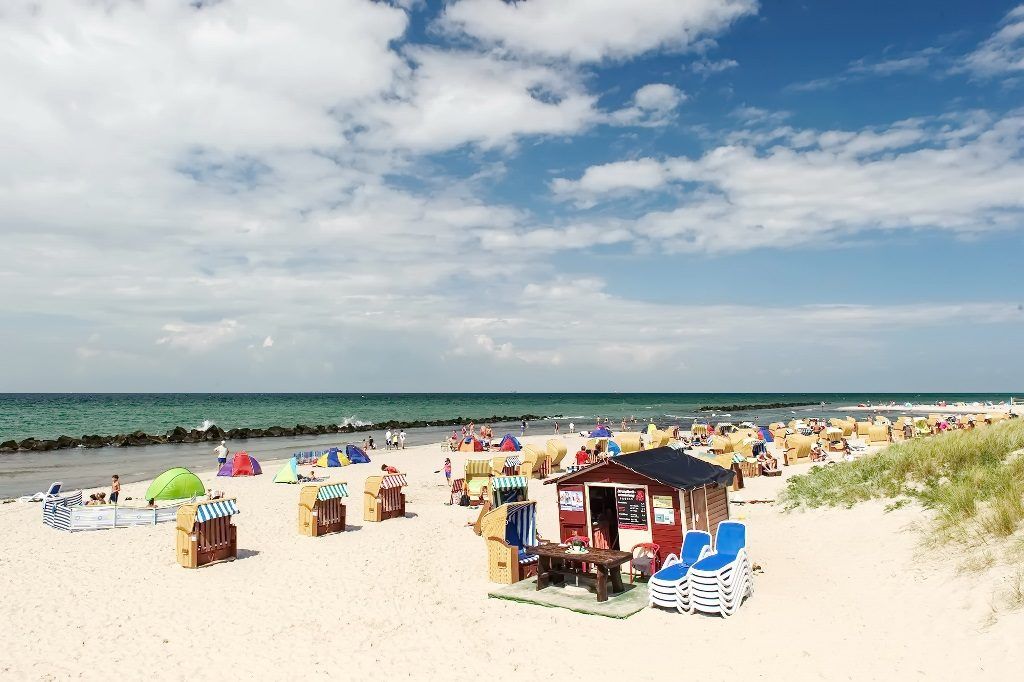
top-left (521, 419), bottom-right (527, 436)
top-left (443, 457), bottom-right (452, 483)
top-left (214, 440), bottom-right (228, 468)
top-left (569, 421), bottom-right (575, 434)
top-left (399, 430), bottom-right (406, 449)
top-left (110, 475), bottom-right (120, 505)
top-left (385, 429), bottom-right (392, 450)
top-left (554, 421), bottom-right (560, 434)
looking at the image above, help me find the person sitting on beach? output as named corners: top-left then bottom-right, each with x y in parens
top-left (575, 447), bottom-right (590, 466)
top-left (757, 451), bottom-right (779, 474)
top-left (381, 464), bottom-right (399, 474)
top-left (146, 498), bottom-right (156, 508)
top-left (810, 444), bottom-right (828, 463)
top-left (86, 492), bottom-right (107, 505)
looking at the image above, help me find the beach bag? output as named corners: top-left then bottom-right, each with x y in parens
top-left (459, 492), bottom-right (470, 507)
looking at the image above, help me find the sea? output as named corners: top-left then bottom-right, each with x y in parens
top-left (0, 392), bottom-right (1015, 497)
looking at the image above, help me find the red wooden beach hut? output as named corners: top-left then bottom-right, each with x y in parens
top-left (546, 447), bottom-right (734, 560)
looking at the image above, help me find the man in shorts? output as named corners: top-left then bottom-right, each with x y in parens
top-left (214, 440), bottom-right (228, 468)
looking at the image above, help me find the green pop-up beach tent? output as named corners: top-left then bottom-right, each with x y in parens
top-left (145, 467), bottom-right (205, 501)
top-left (274, 457), bottom-right (299, 484)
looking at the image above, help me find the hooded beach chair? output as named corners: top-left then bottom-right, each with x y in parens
top-left (519, 445), bottom-right (548, 479)
top-left (18, 481), bottom-right (62, 503)
top-left (449, 477), bottom-right (465, 505)
top-left (648, 530), bottom-right (712, 610)
top-left (679, 521), bottom-right (752, 617)
top-left (480, 501), bottom-right (539, 584)
top-left (464, 459), bottom-right (491, 504)
top-left (546, 439), bottom-right (568, 470)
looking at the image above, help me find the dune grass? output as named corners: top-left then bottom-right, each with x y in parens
top-left (781, 420), bottom-right (1024, 547)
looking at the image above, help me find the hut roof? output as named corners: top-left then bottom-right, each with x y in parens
top-left (547, 446), bottom-right (734, 490)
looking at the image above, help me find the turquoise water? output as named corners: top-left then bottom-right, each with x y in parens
top-left (0, 392), bottom-right (1014, 442)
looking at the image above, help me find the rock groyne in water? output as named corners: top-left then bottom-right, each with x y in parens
top-left (696, 401), bottom-right (817, 412)
top-left (0, 413), bottom-right (545, 454)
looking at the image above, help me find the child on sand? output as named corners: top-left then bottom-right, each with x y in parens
top-left (381, 464), bottom-right (399, 474)
top-left (443, 458), bottom-right (452, 483)
top-left (110, 475), bottom-right (120, 504)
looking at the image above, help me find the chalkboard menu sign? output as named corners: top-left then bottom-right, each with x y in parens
top-left (615, 487), bottom-right (648, 530)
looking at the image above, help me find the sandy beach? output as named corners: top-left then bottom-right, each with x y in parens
top-left (2, 432), bottom-right (1022, 681)
top-left (843, 403), bottom-right (1022, 416)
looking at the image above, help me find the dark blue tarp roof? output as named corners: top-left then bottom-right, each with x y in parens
top-left (555, 446), bottom-right (734, 490)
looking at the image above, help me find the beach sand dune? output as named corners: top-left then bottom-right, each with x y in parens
top-left (1, 434), bottom-right (1021, 680)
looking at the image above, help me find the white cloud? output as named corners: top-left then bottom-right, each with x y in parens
top-left (960, 5), bottom-right (1024, 78)
top-left (156, 320), bottom-right (241, 352)
top-left (439, 0), bottom-right (757, 63)
top-left (355, 47), bottom-right (598, 151)
top-left (551, 158), bottom-right (671, 207)
top-left (690, 57), bottom-right (739, 76)
top-left (605, 83), bottom-right (686, 127)
top-left (789, 47), bottom-right (941, 91)
top-left (550, 111), bottom-right (1024, 251)
top-left (262, 336), bottom-right (274, 349)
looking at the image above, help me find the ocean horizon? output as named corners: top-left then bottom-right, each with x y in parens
top-left (2, 391), bottom-right (1017, 443)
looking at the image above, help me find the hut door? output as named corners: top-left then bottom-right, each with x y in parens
top-left (557, 484), bottom-right (587, 541)
top-left (687, 487), bottom-right (710, 533)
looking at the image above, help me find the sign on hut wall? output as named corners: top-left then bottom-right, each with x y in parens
top-left (615, 487), bottom-right (648, 530)
top-left (654, 507), bottom-right (675, 525)
top-left (652, 495), bottom-right (673, 509)
top-left (559, 489), bottom-right (584, 512)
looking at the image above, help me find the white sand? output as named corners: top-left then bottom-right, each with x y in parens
top-left (2, 433), bottom-right (1022, 681)
top-left (842, 403), bottom-right (1022, 416)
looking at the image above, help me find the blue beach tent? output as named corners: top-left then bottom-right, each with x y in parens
top-left (346, 444), bottom-right (370, 463)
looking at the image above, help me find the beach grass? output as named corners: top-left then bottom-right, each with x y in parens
top-left (781, 420), bottom-right (1024, 547)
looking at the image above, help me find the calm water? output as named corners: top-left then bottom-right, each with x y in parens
top-left (0, 392), bottom-right (1014, 497)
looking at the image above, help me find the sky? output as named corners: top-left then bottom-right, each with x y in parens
top-left (1, 0), bottom-right (1023, 393)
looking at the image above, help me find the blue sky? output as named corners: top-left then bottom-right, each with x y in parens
top-left (0, 0), bottom-right (1022, 392)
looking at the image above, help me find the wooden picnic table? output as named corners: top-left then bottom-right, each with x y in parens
top-left (526, 543), bottom-right (632, 602)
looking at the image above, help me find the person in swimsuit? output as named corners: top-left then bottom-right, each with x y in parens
top-left (109, 475), bottom-right (120, 504)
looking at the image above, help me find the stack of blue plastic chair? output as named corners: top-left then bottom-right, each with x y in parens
top-left (677, 520), bottom-right (752, 617)
top-left (647, 530), bottom-right (712, 610)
